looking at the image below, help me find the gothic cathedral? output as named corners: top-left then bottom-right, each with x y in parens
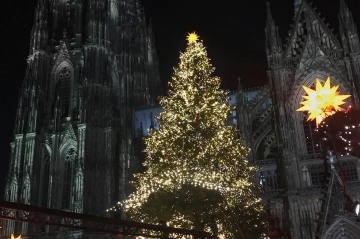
top-left (2, 0), bottom-right (161, 237)
top-left (237, 0), bottom-right (360, 238)
top-left (4, 0), bottom-right (360, 238)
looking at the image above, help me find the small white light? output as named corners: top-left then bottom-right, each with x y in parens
top-left (355, 203), bottom-right (360, 216)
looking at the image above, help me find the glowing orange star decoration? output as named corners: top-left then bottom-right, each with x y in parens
top-left (297, 77), bottom-right (351, 127)
top-left (11, 234), bottom-right (21, 239)
top-left (187, 32), bottom-right (199, 43)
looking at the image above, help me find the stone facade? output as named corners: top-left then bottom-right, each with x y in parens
top-left (4, 0), bottom-right (360, 238)
top-left (251, 0), bottom-right (360, 238)
top-left (2, 0), bottom-right (161, 237)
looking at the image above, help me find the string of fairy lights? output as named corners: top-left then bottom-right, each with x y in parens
top-left (107, 168), bottom-right (255, 212)
top-left (107, 34), bottom-right (357, 237)
top-left (318, 109), bottom-right (360, 157)
top-left (107, 33), bottom-right (264, 237)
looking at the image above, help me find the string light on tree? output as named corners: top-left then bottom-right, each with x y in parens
top-left (318, 109), bottom-right (360, 157)
top-left (112, 32), bottom-right (265, 238)
top-left (297, 77), bottom-right (350, 127)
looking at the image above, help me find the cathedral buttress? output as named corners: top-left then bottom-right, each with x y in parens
top-left (263, 1), bottom-right (360, 238)
top-left (265, 2), bottom-right (299, 191)
top-left (339, 0), bottom-right (360, 109)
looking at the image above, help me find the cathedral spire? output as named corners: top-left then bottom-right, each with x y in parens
top-left (266, 1), bottom-right (274, 24)
top-left (339, 0), bottom-right (360, 53)
top-left (30, 0), bottom-right (49, 54)
top-left (265, 2), bottom-right (283, 68)
top-left (294, 0), bottom-right (302, 14)
top-left (237, 76), bottom-right (243, 92)
top-left (338, 0), bottom-right (360, 109)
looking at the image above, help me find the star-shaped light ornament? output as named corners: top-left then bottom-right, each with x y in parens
top-left (297, 77), bottom-right (351, 127)
top-left (187, 32), bottom-right (199, 43)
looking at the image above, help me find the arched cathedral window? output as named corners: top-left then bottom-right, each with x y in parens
top-left (309, 160), bottom-right (358, 186)
top-left (302, 110), bottom-right (322, 155)
top-left (257, 132), bottom-right (277, 160)
top-left (339, 160), bottom-right (358, 182)
top-left (57, 66), bottom-right (71, 117)
top-left (62, 147), bottom-right (76, 210)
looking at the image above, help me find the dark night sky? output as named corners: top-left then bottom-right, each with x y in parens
top-left (1, 0), bottom-right (360, 195)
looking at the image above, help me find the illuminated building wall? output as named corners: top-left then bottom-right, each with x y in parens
top-left (2, 0), bottom-right (161, 237)
top-left (263, 1), bottom-right (360, 237)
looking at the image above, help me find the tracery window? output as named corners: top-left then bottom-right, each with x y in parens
top-left (339, 161), bottom-right (358, 182)
top-left (309, 164), bottom-right (324, 186)
top-left (57, 66), bottom-right (71, 117)
top-left (257, 132), bottom-right (277, 160)
top-left (303, 112), bottom-right (322, 155)
top-left (309, 160), bottom-right (358, 186)
top-left (62, 147), bottom-right (76, 210)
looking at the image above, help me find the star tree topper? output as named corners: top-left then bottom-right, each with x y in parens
top-left (187, 32), bottom-right (199, 43)
top-left (297, 77), bottom-right (350, 127)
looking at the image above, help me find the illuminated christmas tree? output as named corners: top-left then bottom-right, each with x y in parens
top-left (121, 33), bottom-right (264, 238)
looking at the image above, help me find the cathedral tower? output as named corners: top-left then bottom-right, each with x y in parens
top-left (263, 0), bottom-right (360, 237)
top-left (2, 0), bottom-right (161, 237)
